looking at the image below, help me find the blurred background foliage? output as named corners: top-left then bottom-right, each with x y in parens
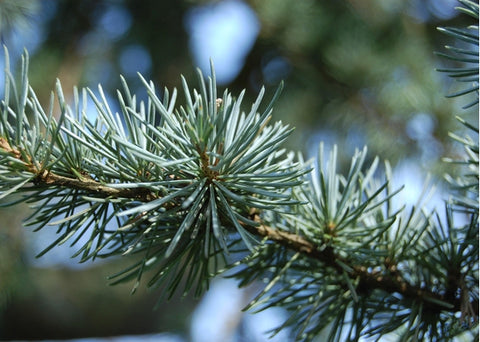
top-left (0, 0), bottom-right (477, 340)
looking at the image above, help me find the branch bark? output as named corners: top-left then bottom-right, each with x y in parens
top-left (0, 137), bottom-right (157, 201)
top-left (36, 170), bottom-right (157, 201)
top-left (1, 137), bottom-right (477, 320)
top-left (244, 212), bottom-right (479, 319)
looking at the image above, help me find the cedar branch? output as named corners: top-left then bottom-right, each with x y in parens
top-left (1, 136), bottom-right (477, 319)
top-left (244, 212), bottom-right (478, 318)
top-left (0, 137), bottom-right (157, 201)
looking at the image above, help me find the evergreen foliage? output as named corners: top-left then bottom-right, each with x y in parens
top-left (0, 0), bottom-right (478, 340)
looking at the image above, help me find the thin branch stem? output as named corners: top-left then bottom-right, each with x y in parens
top-left (245, 212), bottom-right (479, 318)
top-left (1, 137), bottom-right (477, 319)
top-left (35, 169), bottom-right (156, 201)
top-left (0, 137), bottom-right (157, 201)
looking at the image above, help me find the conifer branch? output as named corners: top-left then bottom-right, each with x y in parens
top-left (1, 131), bottom-right (476, 319)
top-left (0, 137), bottom-right (156, 201)
top-left (35, 170), bottom-right (156, 201)
top-left (0, 1), bottom-right (478, 336)
top-left (245, 211), bottom-right (478, 316)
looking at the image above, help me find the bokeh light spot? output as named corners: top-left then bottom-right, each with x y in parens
top-left (185, 0), bottom-right (260, 85)
top-left (98, 4), bottom-right (132, 41)
top-left (119, 44), bottom-right (152, 77)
